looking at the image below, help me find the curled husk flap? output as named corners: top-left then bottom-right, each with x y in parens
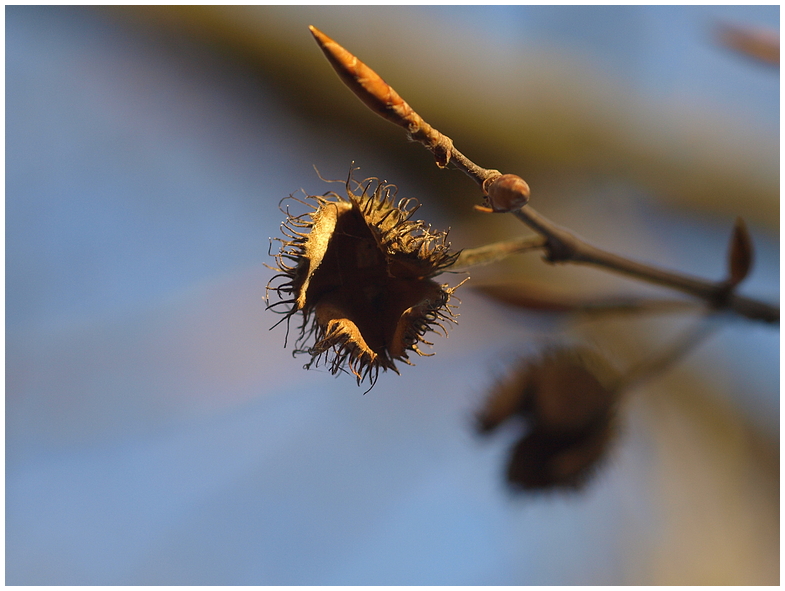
top-left (267, 172), bottom-right (461, 388)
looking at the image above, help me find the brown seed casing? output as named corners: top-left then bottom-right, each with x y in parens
top-left (268, 172), bottom-right (461, 388)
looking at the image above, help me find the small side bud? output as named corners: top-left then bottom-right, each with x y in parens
top-left (484, 174), bottom-right (530, 213)
top-left (726, 217), bottom-right (753, 288)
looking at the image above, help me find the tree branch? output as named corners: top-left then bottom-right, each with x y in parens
top-left (308, 25), bottom-right (779, 325)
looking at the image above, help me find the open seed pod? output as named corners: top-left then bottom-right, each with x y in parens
top-left (267, 171), bottom-right (461, 388)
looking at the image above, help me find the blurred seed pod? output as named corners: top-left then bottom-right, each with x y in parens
top-left (477, 346), bottom-right (621, 491)
top-left (506, 416), bottom-right (616, 491)
top-left (267, 169), bottom-right (461, 388)
top-left (477, 347), bottom-right (618, 432)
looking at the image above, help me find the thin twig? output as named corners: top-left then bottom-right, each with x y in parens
top-left (449, 236), bottom-right (545, 271)
top-left (511, 207), bottom-right (777, 323)
top-left (308, 25), bottom-right (779, 325)
top-left (613, 313), bottom-right (720, 393)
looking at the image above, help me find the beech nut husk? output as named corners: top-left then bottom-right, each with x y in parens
top-left (267, 170), bottom-right (462, 389)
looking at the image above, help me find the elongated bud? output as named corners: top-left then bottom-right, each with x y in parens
top-left (309, 25), bottom-right (413, 129)
top-left (308, 25), bottom-right (454, 167)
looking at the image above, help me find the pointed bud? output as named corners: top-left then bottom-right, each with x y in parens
top-left (726, 217), bottom-right (753, 288)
